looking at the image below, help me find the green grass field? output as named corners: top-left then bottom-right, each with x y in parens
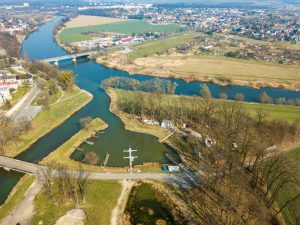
top-left (32, 180), bottom-right (121, 225)
top-left (58, 20), bottom-right (183, 43)
top-left (113, 89), bottom-right (300, 123)
top-left (129, 32), bottom-right (197, 59)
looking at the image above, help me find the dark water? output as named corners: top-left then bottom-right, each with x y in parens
top-left (126, 183), bottom-right (177, 225)
top-left (0, 17), bottom-right (299, 205)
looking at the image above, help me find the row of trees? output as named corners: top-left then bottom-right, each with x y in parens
top-left (114, 88), bottom-right (300, 224)
top-left (39, 162), bottom-right (89, 206)
top-left (101, 77), bottom-right (177, 95)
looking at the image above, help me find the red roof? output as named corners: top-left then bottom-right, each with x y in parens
top-left (121, 38), bottom-right (134, 43)
top-left (0, 81), bottom-right (18, 86)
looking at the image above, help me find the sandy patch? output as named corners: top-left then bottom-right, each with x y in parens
top-left (65, 15), bottom-right (126, 28)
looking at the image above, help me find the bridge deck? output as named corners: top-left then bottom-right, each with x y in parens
top-left (41, 51), bottom-right (97, 63)
top-left (0, 156), bottom-right (40, 174)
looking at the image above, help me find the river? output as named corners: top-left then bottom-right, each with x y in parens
top-left (0, 17), bottom-right (299, 205)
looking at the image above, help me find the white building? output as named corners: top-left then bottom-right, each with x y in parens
top-left (0, 86), bottom-right (11, 105)
top-left (161, 119), bottom-right (174, 130)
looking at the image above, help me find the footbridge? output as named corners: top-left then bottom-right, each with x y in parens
top-left (40, 51), bottom-right (98, 65)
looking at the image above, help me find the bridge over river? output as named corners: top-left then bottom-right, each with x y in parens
top-left (40, 51), bottom-right (98, 65)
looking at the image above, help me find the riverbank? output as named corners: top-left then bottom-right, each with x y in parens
top-left (0, 174), bottom-right (35, 222)
top-left (41, 117), bottom-right (108, 171)
top-left (97, 52), bottom-right (300, 91)
top-left (3, 87), bottom-right (93, 157)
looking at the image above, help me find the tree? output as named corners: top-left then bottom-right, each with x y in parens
top-left (260, 92), bottom-right (272, 104)
top-left (79, 117), bottom-right (93, 130)
top-left (219, 92), bottom-right (228, 99)
top-left (235, 93), bottom-right (244, 101)
top-left (83, 151), bottom-right (99, 165)
top-left (200, 84), bottom-right (211, 99)
top-left (58, 71), bottom-right (75, 91)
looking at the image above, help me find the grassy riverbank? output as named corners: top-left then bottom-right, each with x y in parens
top-left (97, 33), bottom-right (300, 90)
top-left (110, 88), bottom-right (300, 123)
top-left (41, 118), bottom-right (108, 170)
top-left (0, 175), bottom-right (35, 222)
top-left (4, 87), bottom-right (92, 157)
top-left (32, 180), bottom-right (121, 225)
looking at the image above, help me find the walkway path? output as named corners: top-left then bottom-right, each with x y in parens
top-left (110, 180), bottom-right (135, 225)
top-left (6, 85), bottom-right (41, 123)
top-left (0, 180), bottom-right (43, 225)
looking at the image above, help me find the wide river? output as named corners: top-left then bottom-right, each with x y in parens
top-left (0, 17), bottom-right (299, 204)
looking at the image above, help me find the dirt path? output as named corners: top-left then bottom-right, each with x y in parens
top-left (110, 180), bottom-right (135, 225)
top-left (0, 180), bottom-right (43, 225)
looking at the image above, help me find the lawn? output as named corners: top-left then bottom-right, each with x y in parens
top-left (129, 32), bottom-right (197, 60)
top-left (113, 89), bottom-right (300, 123)
top-left (58, 20), bottom-right (183, 43)
top-left (4, 87), bottom-right (92, 157)
top-left (10, 86), bottom-right (31, 105)
top-left (32, 180), bottom-right (121, 225)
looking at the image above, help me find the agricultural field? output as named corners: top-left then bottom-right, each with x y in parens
top-left (129, 32), bottom-right (197, 59)
top-left (133, 54), bottom-right (300, 86)
top-left (113, 89), bottom-right (300, 123)
top-left (58, 19), bottom-right (182, 43)
top-left (64, 15), bottom-right (126, 28)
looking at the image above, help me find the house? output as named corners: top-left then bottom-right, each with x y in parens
top-left (161, 119), bottom-right (174, 130)
top-left (0, 86), bottom-right (11, 105)
top-left (0, 81), bottom-right (18, 90)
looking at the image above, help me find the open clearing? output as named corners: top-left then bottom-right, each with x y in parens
top-left (32, 180), bottom-right (121, 225)
top-left (58, 20), bottom-right (183, 43)
top-left (134, 55), bottom-right (300, 88)
top-left (64, 15), bottom-right (126, 28)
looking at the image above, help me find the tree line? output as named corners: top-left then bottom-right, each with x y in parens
top-left (101, 77), bottom-right (177, 95)
top-left (112, 88), bottom-right (300, 225)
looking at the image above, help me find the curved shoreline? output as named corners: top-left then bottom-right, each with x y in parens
top-left (6, 89), bottom-right (93, 158)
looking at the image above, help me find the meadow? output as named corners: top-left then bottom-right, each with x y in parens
top-left (58, 20), bottom-right (182, 43)
top-left (32, 180), bottom-right (121, 225)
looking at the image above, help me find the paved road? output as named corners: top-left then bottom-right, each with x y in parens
top-left (6, 85), bottom-right (41, 123)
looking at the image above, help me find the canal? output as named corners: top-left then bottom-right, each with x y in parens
top-left (0, 17), bottom-right (299, 204)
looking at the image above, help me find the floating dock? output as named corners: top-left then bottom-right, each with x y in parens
top-left (84, 140), bottom-right (94, 145)
top-left (103, 152), bottom-right (110, 167)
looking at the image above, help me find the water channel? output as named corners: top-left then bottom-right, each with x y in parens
top-left (0, 17), bottom-right (299, 205)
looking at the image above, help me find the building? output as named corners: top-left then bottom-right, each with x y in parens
top-left (0, 86), bottom-right (11, 105)
top-left (0, 81), bottom-right (18, 90)
top-left (161, 119), bottom-right (174, 130)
